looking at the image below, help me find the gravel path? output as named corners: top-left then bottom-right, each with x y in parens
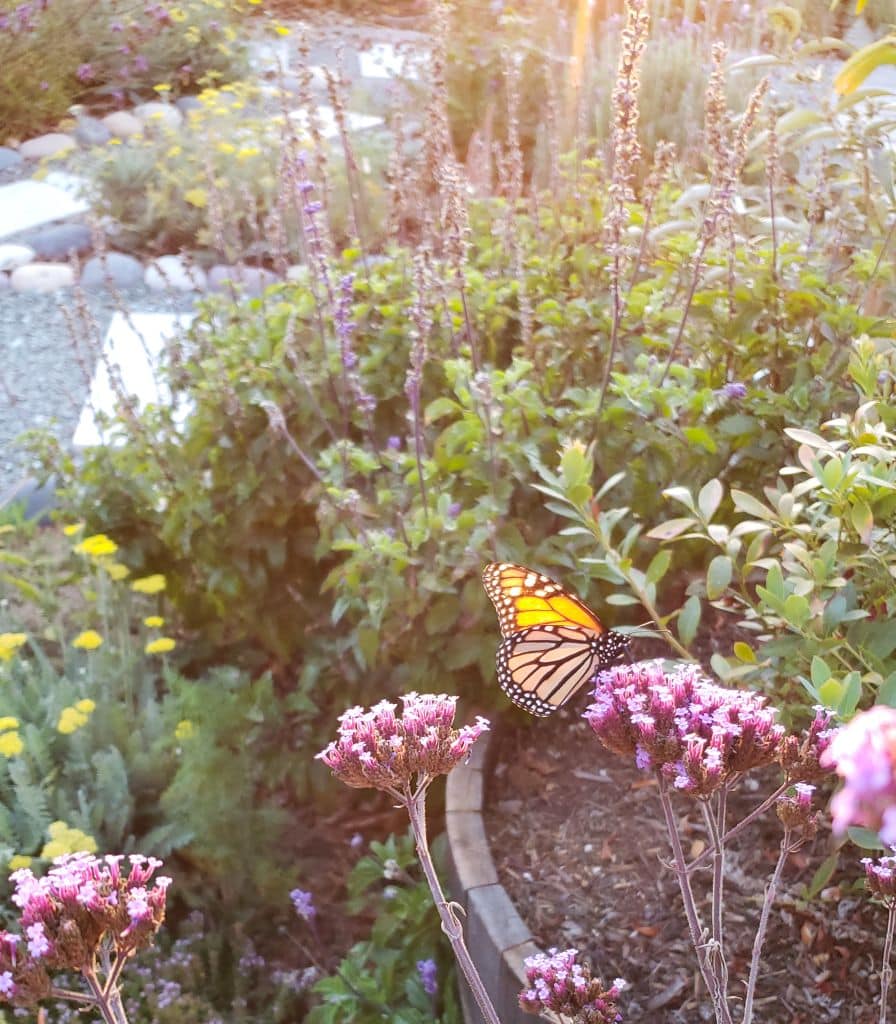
top-left (0, 287), bottom-right (196, 501)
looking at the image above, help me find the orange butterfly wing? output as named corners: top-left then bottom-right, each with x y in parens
top-left (482, 562), bottom-right (607, 638)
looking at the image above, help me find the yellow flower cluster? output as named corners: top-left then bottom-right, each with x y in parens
top-left (0, 633), bottom-right (27, 663)
top-left (57, 699), bottom-right (96, 735)
top-left (0, 717), bottom-right (23, 758)
top-left (73, 630), bottom-right (103, 651)
top-left (75, 533), bottom-right (118, 558)
top-left (145, 637), bottom-right (176, 655)
top-left (175, 719), bottom-right (195, 741)
top-left (40, 820), bottom-right (98, 860)
top-left (8, 854), bottom-right (31, 871)
top-left (131, 574), bottom-right (167, 595)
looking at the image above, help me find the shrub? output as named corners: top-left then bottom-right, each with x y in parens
top-left (0, 0), bottom-right (249, 140)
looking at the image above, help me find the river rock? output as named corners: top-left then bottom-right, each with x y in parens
top-left (19, 133), bottom-right (77, 160)
top-left (0, 244), bottom-right (36, 272)
top-left (80, 252), bottom-right (145, 289)
top-left (145, 254), bottom-right (207, 292)
top-left (10, 262), bottom-right (75, 293)
top-left (102, 111), bottom-right (144, 139)
top-left (25, 223), bottom-right (93, 260)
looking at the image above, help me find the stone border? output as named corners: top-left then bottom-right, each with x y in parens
top-left (444, 731), bottom-right (544, 1024)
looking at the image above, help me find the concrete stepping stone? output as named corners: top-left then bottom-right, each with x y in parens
top-left (359, 42), bottom-right (420, 80)
top-left (0, 179), bottom-right (89, 238)
top-left (288, 104), bottom-right (384, 140)
top-left (72, 311), bottom-right (193, 447)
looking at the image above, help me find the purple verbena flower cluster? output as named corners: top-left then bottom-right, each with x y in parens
top-left (317, 694), bottom-right (489, 793)
top-left (822, 705), bottom-right (896, 844)
top-left (775, 782), bottom-right (818, 837)
top-left (289, 888), bottom-right (316, 922)
top-left (779, 706), bottom-right (837, 784)
top-left (0, 853), bottom-right (170, 1007)
top-left (584, 661), bottom-right (785, 797)
top-left (335, 273), bottom-right (376, 414)
top-left (519, 948), bottom-right (625, 1023)
top-left (861, 851), bottom-right (896, 900)
top-left (416, 957), bottom-right (438, 995)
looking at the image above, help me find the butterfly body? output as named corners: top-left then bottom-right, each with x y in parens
top-left (483, 562), bottom-right (629, 717)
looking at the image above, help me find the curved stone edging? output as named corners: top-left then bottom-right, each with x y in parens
top-left (445, 731), bottom-right (545, 1024)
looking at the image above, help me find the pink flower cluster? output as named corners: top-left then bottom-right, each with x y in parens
top-left (779, 706), bottom-right (837, 784)
top-left (519, 947), bottom-right (625, 1023)
top-left (861, 851), bottom-right (896, 899)
top-left (775, 782), bottom-right (818, 837)
top-left (584, 661), bottom-right (786, 797)
top-left (0, 853), bottom-right (170, 1006)
top-left (317, 693), bottom-right (489, 793)
top-left (822, 705), bottom-right (896, 844)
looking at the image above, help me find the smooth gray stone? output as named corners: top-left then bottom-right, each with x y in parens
top-left (24, 223), bottom-right (93, 260)
top-left (74, 115), bottom-right (112, 148)
top-left (80, 252), bottom-right (145, 289)
top-left (0, 147), bottom-right (24, 172)
top-left (208, 264), bottom-right (279, 296)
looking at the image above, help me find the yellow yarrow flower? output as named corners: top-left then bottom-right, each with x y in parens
top-left (132, 574), bottom-right (166, 594)
top-left (62, 523), bottom-right (84, 536)
top-left (145, 637), bottom-right (176, 655)
top-left (216, 141), bottom-right (235, 154)
top-left (104, 562), bottom-right (130, 581)
top-left (0, 633), bottom-right (27, 662)
top-left (154, 83), bottom-right (172, 93)
top-left (169, 5), bottom-right (186, 20)
top-left (75, 533), bottom-right (118, 558)
top-left (184, 187), bottom-right (207, 208)
top-left (40, 823), bottom-right (97, 859)
top-left (144, 616), bottom-right (165, 628)
top-left (75, 699), bottom-right (96, 714)
top-left (175, 719), bottom-right (195, 741)
top-left (0, 717), bottom-right (19, 731)
top-left (72, 630), bottom-right (103, 651)
top-left (8, 855), bottom-right (31, 871)
top-left (273, 23), bottom-right (290, 35)
top-left (0, 732), bottom-right (23, 758)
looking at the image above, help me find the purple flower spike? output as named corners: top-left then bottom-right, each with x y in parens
top-left (317, 694), bottom-right (489, 793)
top-left (718, 382), bottom-right (747, 400)
top-left (585, 661), bottom-right (785, 797)
top-left (417, 957), bottom-right (438, 995)
top-left (822, 705), bottom-right (896, 843)
top-left (290, 888), bottom-right (316, 922)
top-left (519, 948), bottom-right (625, 1022)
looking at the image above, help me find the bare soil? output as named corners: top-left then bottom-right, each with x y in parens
top-left (485, 709), bottom-right (885, 1024)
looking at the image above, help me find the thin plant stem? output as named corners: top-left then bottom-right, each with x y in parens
top-left (702, 793), bottom-right (731, 1013)
top-left (858, 215), bottom-right (896, 316)
top-left (881, 900), bottom-right (896, 1024)
top-left (403, 782), bottom-right (502, 1024)
top-left (689, 781), bottom-right (789, 873)
top-left (741, 829), bottom-right (793, 1024)
top-left (657, 780), bottom-right (733, 1024)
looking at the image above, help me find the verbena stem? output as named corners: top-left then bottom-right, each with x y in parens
top-left (742, 829), bottom-right (793, 1024)
top-left (880, 900), bottom-right (896, 1024)
top-left (658, 780), bottom-right (733, 1024)
top-left (403, 782), bottom-right (501, 1024)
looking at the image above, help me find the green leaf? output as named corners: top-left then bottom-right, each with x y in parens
top-left (682, 426), bottom-right (718, 453)
top-left (663, 487), bottom-right (697, 513)
top-left (850, 500), bottom-right (874, 544)
top-left (605, 593), bottom-right (641, 605)
top-left (801, 851), bottom-right (839, 901)
top-left (782, 593), bottom-right (811, 628)
top-left (879, 672), bottom-right (896, 707)
top-left (811, 655), bottom-right (832, 687)
top-left (646, 550), bottom-right (672, 585)
top-left (705, 555), bottom-right (732, 600)
top-left (646, 517), bottom-right (696, 540)
top-left (678, 595), bottom-right (701, 647)
top-left (847, 826), bottom-right (886, 850)
top-left (697, 479), bottom-right (724, 522)
top-left (818, 677), bottom-right (844, 709)
top-left (834, 35), bottom-right (896, 95)
top-left (765, 562), bottom-right (786, 601)
top-left (733, 642), bottom-right (755, 663)
top-left (840, 672), bottom-right (862, 718)
top-left (784, 427), bottom-right (829, 449)
top-left (731, 489), bottom-right (776, 520)
top-left (821, 457), bottom-right (843, 489)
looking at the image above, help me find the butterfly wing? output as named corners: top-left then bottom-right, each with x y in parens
top-left (482, 562), bottom-right (607, 639)
top-left (496, 624), bottom-right (630, 717)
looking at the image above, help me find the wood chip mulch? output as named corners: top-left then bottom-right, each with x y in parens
top-left (486, 711), bottom-right (886, 1024)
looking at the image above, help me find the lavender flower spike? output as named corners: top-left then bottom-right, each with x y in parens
top-left (417, 957), bottom-right (438, 995)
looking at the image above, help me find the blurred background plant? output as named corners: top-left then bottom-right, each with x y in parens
top-left (0, 0), bottom-right (251, 140)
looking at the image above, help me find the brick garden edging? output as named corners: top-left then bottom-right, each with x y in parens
top-left (444, 732), bottom-right (545, 1024)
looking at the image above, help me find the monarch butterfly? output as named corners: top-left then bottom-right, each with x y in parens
top-left (482, 562), bottom-right (630, 717)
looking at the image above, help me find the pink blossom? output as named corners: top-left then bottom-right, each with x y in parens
top-left (822, 705), bottom-right (896, 843)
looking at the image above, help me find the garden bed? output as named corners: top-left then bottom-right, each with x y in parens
top-left (482, 709), bottom-right (884, 1023)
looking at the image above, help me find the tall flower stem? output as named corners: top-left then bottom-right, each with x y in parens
top-left (742, 830), bottom-right (793, 1024)
top-left (404, 783), bottom-right (501, 1024)
top-left (658, 781), bottom-right (733, 1024)
top-left (880, 901), bottom-right (896, 1024)
top-left (702, 794), bottom-right (731, 1013)
top-left (688, 781), bottom-right (790, 874)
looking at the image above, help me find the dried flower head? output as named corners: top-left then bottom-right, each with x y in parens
top-left (519, 948), bottom-right (625, 1023)
top-left (317, 694), bottom-right (489, 795)
top-left (0, 853), bottom-right (170, 1007)
top-left (585, 661), bottom-right (785, 797)
top-left (822, 705), bottom-right (896, 843)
